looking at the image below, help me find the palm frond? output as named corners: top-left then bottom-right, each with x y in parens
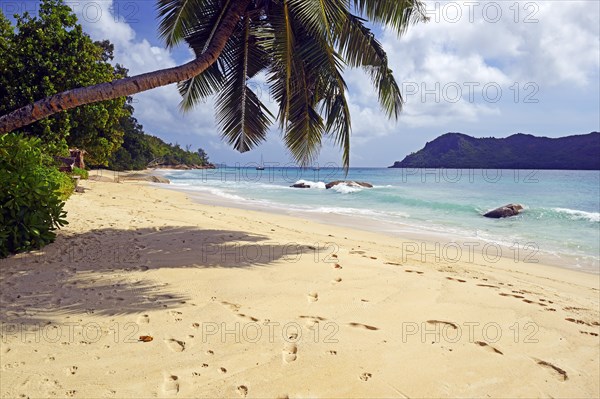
top-left (352, 0), bottom-right (428, 36)
top-left (215, 14), bottom-right (273, 153)
top-left (177, 62), bottom-right (224, 111)
top-left (286, 0), bottom-right (347, 37)
top-left (176, 0), bottom-right (237, 110)
top-left (157, 0), bottom-right (215, 48)
top-left (338, 12), bottom-right (403, 118)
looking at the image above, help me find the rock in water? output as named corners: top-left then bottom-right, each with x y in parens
top-left (290, 183), bottom-right (311, 188)
top-left (325, 181), bottom-right (373, 189)
top-left (117, 173), bottom-right (171, 184)
top-left (483, 204), bottom-right (524, 218)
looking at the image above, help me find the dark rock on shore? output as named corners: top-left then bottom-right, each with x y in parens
top-left (290, 183), bottom-right (311, 188)
top-left (117, 173), bottom-right (171, 184)
top-left (325, 181), bottom-right (373, 189)
top-left (483, 204), bottom-right (523, 218)
top-left (155, 164), bottom-right (216, 170)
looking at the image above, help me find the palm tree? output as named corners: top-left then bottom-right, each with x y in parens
top-left (0, 0), bottom-right (426, 168)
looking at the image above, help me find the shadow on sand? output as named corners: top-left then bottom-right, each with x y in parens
top-left (0, 226), bottom-right (312, 327)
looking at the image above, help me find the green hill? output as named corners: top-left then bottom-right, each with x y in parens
top-left (390, 132), bottom-right (600, 170)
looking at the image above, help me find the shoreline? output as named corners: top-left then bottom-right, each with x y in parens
top-left (154, 175), bottom-right (599, 275)
top-left (1, 179), bottom-right (598, 398)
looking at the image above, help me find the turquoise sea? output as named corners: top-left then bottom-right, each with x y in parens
top-left (157, 167), bottom-right (600, 273)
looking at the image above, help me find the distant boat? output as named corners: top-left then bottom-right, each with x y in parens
top-left (256, 155), bottom-right (265, 170)
top-left (312, 166), bottom-right (320, 171)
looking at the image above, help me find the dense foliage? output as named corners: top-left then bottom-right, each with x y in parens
top-left (0, 1), bottom-right (211, 257)
top-left (71, 167), bottom-right (89, 179)
top-left (0, 134), bottom-right (69, 258)
top-left (390, 132), bottom-right (600, 170)
top-left (0, 0), bottom-right (128, 163)
top-left (0, 1), bottom-right (211, 170)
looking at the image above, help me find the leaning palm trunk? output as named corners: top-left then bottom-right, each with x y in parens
top-left (0, 0), bottom-right (251, 135)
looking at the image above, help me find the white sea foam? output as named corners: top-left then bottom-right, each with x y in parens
top-left (330, 184), bottom-right (362, 194)
top-left (552, 208), bottom-right (600, 222)
top-left (293, 180), bottom-right (326, 189)
top-left (170, 183), bottom-right (247, 201)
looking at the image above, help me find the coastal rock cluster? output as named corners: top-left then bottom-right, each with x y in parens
top-left (325, 181), bottom-right (373, 189)
top-left (156, 164), bottom-right (216, 170)
top-left (290, 180), bottom-right (373, 189)
top-left (483, 204), bottom-right (523, 218)
top-left (116, 173), bottom-right (171, 184)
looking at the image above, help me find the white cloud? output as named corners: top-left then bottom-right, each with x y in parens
top-left (340, 0), bottom-right (600, 133)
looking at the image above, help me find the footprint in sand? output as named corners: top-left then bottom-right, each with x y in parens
top-left (476, 284), bottom-right (499, 289)
top-left (565, 317), bottom-right (599, 327)
top-left (66, 366), bottom-right (78, 375)
top-left (499, 293), bottom-right (525, 299)
top-left (299, 315), bottom-right (326, 329)
top-left (137, 314), bottom-right (150, 324)
top-left (307, 292), bottom-right (319, 302)
top-left (348, 322), bottom-right (379, 331)
top-left (221, 301), bottom-right (241, 312)
top-left (163, 375), bottom-right (180, 395)
top-left (535, 359), bottom-right (568, 381)
top-left (427, 320), bottom-right (458, 330)
top-left (333, 263), bottom-right (342, 269)
top-left (331, 277), bottom-right (342, 284)
top-left (304, 318), bottom-right (319, 329)
top-left (237, 385), bottom-right (248, 397)
top-left (359, 372), bottom-right (372, 381)
top-left (169, 311), bottom-right (183, 322)
top-left (474, 341), bottom-right (503, 355)
top-left (522, 299), bottom-right (547, 307)
top-left (282, 343), bottom-right (298, 363)
top-left (237, 313), bottom-right (259, 322)
top-left (165, 339), bottom-right (186, 352)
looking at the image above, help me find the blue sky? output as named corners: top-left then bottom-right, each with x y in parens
top-left (4, 0), bottom-right (600, 167)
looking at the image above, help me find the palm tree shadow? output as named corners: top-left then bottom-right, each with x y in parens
top-left (0, 226), bottom-right (311, 327)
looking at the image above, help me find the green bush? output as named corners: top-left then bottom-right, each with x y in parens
top-left (52, 168), bottom-right (76, 200)
top-left (0, 133), bottom-right (69, 258)
top-left (71, 166), bottom-right (89, 179)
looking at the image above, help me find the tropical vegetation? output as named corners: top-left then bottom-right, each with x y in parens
top-left (390, 132), bottom-right (600, 170)
top-left (0, 134), bottom-right (69, 258)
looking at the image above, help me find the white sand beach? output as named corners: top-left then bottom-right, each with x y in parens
top-left (1, 178), bottom-right (599, 398)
